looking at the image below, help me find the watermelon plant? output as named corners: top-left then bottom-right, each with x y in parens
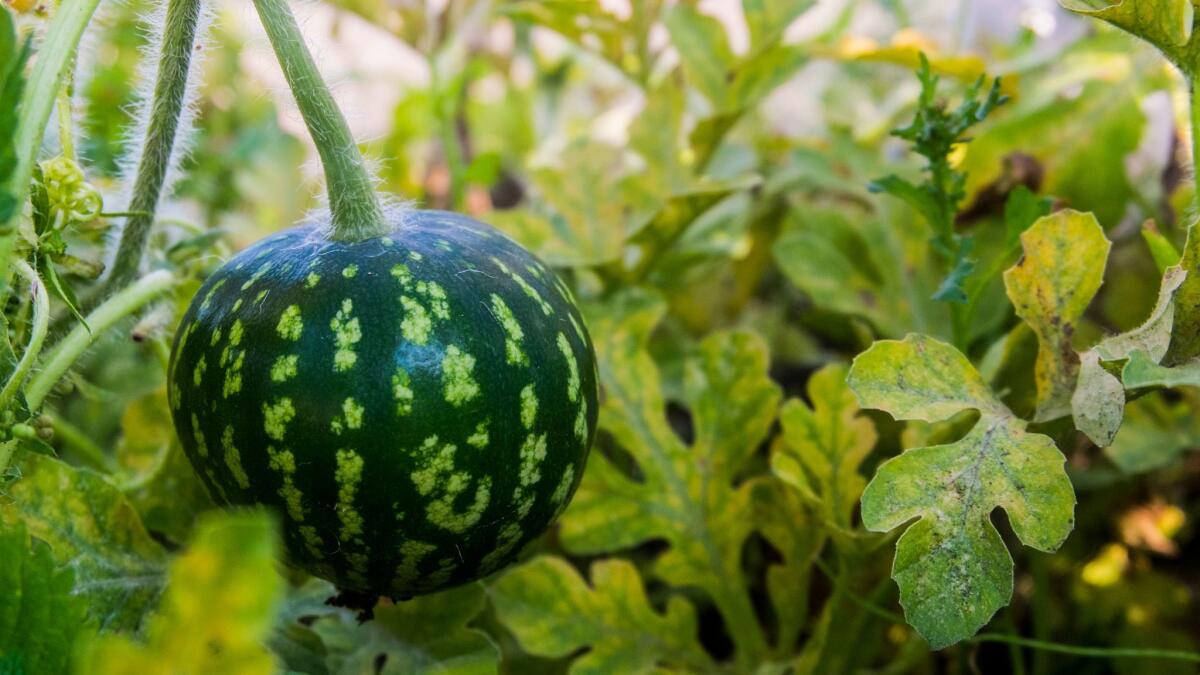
top-left (2, 1), bottom-right (1200, 673)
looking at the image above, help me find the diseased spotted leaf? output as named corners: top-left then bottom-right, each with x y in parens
top-left (557, 289), bottom-right (782, 664)
top-left (1060, 0), bottom-right (1198, 76)
top-left (0, 521), bottom-right (91, 675)
top-left (314, 584), bottom-right (498, 675)
top-left (77, 511), bottom-right (282, 674)
top-left (774, 363), bottom-right (877, 528)
top-left (1071, 351), bottom-right (1125, 448)
top-left (0, 454), bottom-right (168, 633)
top-left (490, 556), bottom-right (713, 675)
top-left (845, 333), bottom-right (1001, 421)
top-left (1004, 210), bottom-right (1110, 421)
top-left (1072, 267), bottom-right (1188, 446)
top-left (849, 334), bottom-right (1075, 649)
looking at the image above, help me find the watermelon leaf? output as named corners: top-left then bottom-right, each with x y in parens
top-left (77, 511), bottom-right (282, 675)
top-left (0, 520), bottom-right (92, 675)
top-left (848, 333), bottom-right (1076, 649)
top-left (490, 556), bottom-right (714, 673)
top-left (544, 289), bottom-right (786, 667)
top-left (0, 453), bottom-right (169, 633)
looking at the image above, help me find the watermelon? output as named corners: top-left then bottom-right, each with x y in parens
top-left (168, 209), bottom-right (598, 596)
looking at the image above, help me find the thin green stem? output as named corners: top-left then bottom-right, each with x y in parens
top-left (0, 260), bottom-right (49, 412)
top-left (1191, 77), bottom-right (1200, 210)
top-left (252, 0), bottom-right (387, 242)
top-left (44, 410), bottom-right (115, 473)
top-left (26, 270), bottom-right (175, 410)
top-left (971, 634), bottom-right (1200, 663)
top-left (0, 0), bottom-right (104, 287)
top-left (103, 0), bottom-right (204, 297)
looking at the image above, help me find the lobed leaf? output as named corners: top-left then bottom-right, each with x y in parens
top-left (846, 333), bottom-right (1002, 422)
top-left (1004, 210), bottom-right (1110, 421)
top-left (77, 511), bottom-right (282, 674)
top-left (0, 521), bottom-right (91, 675)
top-left (553, 289), bottom-right (786, 664)
top-left (850, 334), bottom-right (1075, 648)
top-left (315, 585), bottom-right (498, 675)
top-left (490, 557), bottom-right (713, 674)
top-left (0, 454), bottom-right (168, 633)
top-left (775, 363), bottom-right (877, 527)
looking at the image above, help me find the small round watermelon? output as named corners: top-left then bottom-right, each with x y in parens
top-left (167, 209), bottom-right (598, 596)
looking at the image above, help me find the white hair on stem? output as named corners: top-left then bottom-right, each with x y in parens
top-left (100, 0), bottom-right (216, 276)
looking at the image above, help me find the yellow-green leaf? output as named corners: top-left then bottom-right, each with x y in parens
top-left (490, 556), bottom-right (713, 674)
top-left (1004, 210), bottom-right (1110, 421)
top-left (774, 363), bottom-right (877, 528)
top-left (849, 334), bottom-right (1075, 648)
top-left (76, 511), bottom-right (282, 675)
top-left (0, 454), bottom-right (168, 633)
top-left (1060, 0), bottom-right (1198, 75)
top-left (556, 289), bottom-right (783, 665)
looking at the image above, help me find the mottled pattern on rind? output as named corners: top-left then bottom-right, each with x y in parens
top-left (168, 211), bottom-right (598, 596)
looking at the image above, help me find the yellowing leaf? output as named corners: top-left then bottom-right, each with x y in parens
top-left (0, 454), bottom-right (168, 633)
top-left (849, 334), bottom-right (1075, 649)
top-left (775, 363), bottom-right (877, 528)
top-left (820, 30), bottom-right (1017, 94)
top-left (1072, 267), bottom-right (1187, 446)
top-left (1004, 210), bottom-right (1110, 421)
top-left (490, 556), bottom-right (714, 674)
top-left (1060, 0), bottom-right (1197, 75)
top-left (77, 511), bottom-right (282, 675)
top-left (555, 289), bottom-right (784, 665)
top-left (314, 584), bottom-right (498, 675)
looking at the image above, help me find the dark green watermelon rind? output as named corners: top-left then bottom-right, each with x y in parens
top-left (168, 210), bottom-right (598, 595)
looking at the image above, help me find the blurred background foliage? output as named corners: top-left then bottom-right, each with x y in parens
top-left (2, 0), bottom-right (1198, 673)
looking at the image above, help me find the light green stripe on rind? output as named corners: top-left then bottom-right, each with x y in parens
top-left (334, 449), bottom-right (365, 543)
top-left (492, 257), bottom-right (552, 315)
top-left (276, 304), bottom-right (303, 340)
top-left (270, 354), bottom-right (298, 382)
top-left (520, 384), bottom-right (537, 429)
top-left (490, 293), bottom-right (528, 366)
top-left (263, 397), bottom-right (296, 441)
top-left (221, 425), bottom-right (250, 489)
top-left (442, 345), bottom-right (480, 406)
top-left (331, 299), bottom-right (361, 372)
top-left (556, 332), bottom-right (588, 442)
top-left (392, 367), bottom-right (414, 415)
top-left (411, 435), bottom-right (491, 533)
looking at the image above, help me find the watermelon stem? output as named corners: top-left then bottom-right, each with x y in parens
top-left (26, 270), bottom-right (176, 410)
top-left (0, 260), bottom-right (48, 413)
top-left (252, 0), bottom-right (388, 242)
top-left (104, 0), bottom-right (207, 297)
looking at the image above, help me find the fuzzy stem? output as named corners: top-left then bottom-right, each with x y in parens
top-left (103, 0), bottom-right (204, 297)
top-left (26, 270), bottom-right (175, 410)
top-left (0, 260), bottom-right (49, 412)
top-left (45, 410), bottom-right (116, 473)
top-left (252, 0), bottom-right (387, 241)
top-left (0, 0), bottom-right (104, 287)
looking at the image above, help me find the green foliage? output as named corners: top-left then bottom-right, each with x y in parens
top-left (0, 521), bottom-right (91, 675)
top-left (870, 54), bottom-right (1007, 304)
